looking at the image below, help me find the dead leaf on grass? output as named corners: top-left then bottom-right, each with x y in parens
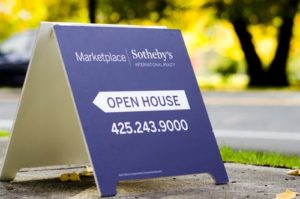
top-left (276, 189), bottom-right (298, 199)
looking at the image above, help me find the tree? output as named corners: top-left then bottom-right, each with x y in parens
top-left (204, 0), bottom-right (300, 87)
top-left (88, 0), bottom-right (97, 23)
top-left (89, 0), bottom-right (300, 87)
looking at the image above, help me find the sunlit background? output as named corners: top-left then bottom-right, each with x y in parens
top-left (1, 0), bottom-right (300, 89)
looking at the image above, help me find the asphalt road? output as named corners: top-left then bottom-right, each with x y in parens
top-left (1, 88), bottom-right (300, 154)
top-left (203, 91), bottom-right (300, 133)
top-left (202, 91), bottom-right (300, 154)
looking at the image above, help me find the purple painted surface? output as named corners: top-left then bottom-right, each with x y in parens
top-left (54, 25), bottom-right (228, 196)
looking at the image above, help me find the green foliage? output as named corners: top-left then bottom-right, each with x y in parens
top-left (46, 0), bottom-right (88, 22)
top-left (220, 146), bottom-right (300, 169)
top-left (0, 0), bottom-right (88, 42)
top-left (0, 131), bottom-right (9, 137)
top-left (216, 62), bottom-right (238, 77)
top-left (288, 57), bottom-right (300, 85)
top-left (97, 0), bottom-right (169, 23)
top-left (211, 57), bottom-right (243, 77)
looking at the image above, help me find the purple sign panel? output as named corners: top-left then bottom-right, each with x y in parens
top-left (54, 25), bottom-right (228, 196)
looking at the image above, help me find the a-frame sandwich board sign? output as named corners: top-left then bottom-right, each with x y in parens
top-left (0, 22), bottom-right (228, 197)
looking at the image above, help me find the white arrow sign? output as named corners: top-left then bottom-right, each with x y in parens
top-left (93, 90), bottom-right (190, 113)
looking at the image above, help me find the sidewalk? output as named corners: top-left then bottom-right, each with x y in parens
top-left (1, 138), bottom-right (299, 199)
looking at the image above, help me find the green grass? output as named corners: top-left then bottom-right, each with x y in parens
top-left (220, 146), bottom-right (300, 169)
top-left (0, 130), bottom-right (10, 137)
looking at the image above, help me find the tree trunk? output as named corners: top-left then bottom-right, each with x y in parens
top-left (268, 0), bottom-right (299, 86)
top-left (232, 19), bottom-right (267, 87)
top-left (267, 18), bottom-right (293, 86)
top-left (88, 0), bottom-right (97, 23)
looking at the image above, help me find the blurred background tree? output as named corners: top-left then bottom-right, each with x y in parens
top-left (1, 0), bottom-right (300, 88)
top-left (0, 0), bottom-right (88, 41)
top-left (89, 0), bottom-right (300, 87)
top-left (204, 0), bottom-right (300, 87)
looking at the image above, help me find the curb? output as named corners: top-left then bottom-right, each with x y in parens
top-left (0, 120), bottom-right (12, 132)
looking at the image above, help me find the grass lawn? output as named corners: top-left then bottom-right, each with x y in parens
top-left (0, 130), bottom-right (9, 137)
top-left (220, 146), bottom-right (300, 169)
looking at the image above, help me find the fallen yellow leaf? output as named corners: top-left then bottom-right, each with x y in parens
top-left (276, 189), bottom-right (298, 199)
top-left (288, 169), bottom-right (300, 176)
top-left (79, 165), bottom-right (94, 177)
top-left (86, 165), bottom-right (93, 173)
top-left (79, 170), bottom-right (93, 177)
top-left (59, 172), bottom-right (81, 182)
